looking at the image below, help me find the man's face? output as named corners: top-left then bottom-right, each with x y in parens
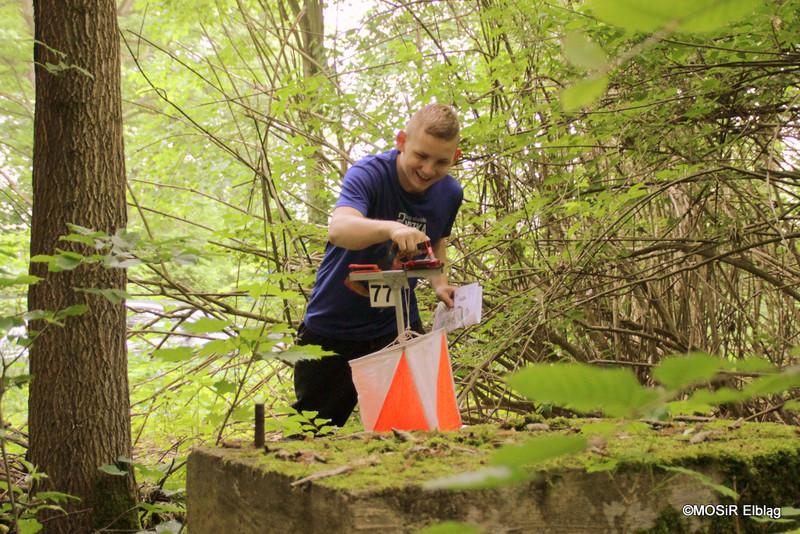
top-left (396, 130), bottom-right (461, 195)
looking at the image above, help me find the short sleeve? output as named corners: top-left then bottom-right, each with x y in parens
top-left (335, 164), bottom-right (374, 216)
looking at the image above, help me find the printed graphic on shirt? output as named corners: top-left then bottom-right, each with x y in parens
top-left (398, 212), bottom-right (427, 234)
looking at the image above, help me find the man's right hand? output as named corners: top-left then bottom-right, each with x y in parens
top-left (389, 224), bottom-right (429, 258)
top-left (329, 206), bottom-right (429, 254)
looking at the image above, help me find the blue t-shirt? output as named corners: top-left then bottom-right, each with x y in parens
top-left (303, 149), bottom-right (463, 340)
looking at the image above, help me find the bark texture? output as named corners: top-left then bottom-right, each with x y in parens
top-left (29, 0), bottom-right (138, 531)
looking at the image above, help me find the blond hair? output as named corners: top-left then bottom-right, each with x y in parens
top-left (406, 104), bottom-right (460, 142)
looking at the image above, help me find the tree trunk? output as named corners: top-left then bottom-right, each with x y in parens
top-left (28, 1), bottom-right (138, 532)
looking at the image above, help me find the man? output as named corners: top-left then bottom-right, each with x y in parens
top-left (293, 103), bottom-right (463, 429)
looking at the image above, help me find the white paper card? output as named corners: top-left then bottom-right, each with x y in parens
top-left (433, 283), bottom-right (483, 333)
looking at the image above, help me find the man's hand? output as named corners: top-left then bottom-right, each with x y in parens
top-left (434, 283), bottom-right (457, 308)
top-left (329, 207), bottom-right (429, 254)
top-left (389, 224), bottom-right (429, 258)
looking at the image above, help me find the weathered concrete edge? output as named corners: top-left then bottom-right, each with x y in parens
top-left (187, 446), bottom-right (729, 534)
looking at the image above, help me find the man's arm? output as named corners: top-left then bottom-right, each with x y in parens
top-left (430, 238), bottom-right (457, 308)
top-left (328, 206), bottom-right (429, 256)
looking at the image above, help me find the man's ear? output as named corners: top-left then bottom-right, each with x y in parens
top-left (453, 148), bottom-right (462, 164)
top-left (396, 130), bottom-right (406, 152)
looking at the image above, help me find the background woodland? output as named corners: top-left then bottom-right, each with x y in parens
top-left (1, 0), bottom-right (799, 531)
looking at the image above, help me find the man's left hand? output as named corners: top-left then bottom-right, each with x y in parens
top-left (434, 284), bottom-right (457, 308)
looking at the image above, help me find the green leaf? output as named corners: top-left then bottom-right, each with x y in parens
top-left (112, 230), bottom-right (141, 250)
top-left (491, 434), bottom-right (588, 467)
top-left (416, 521), bottom-right (483, 534)
top-left (4, 374), bottom-right (33, 389)
top-left (562, 32), bottom-right (607, 70)
top-left (18, 519), bottom-right (43, 534)
top-left (99, 464), bottom-right (128, 476)
top-left (508, 363), bottom-right (660, 417)
top-left (0, 480), bottom-right (24, 493)
top-left (66, 223), bottom-right (104, 236)
top-left (155, 520), bottom-right (183, 533)
top-left (34, 491), bottom-right (80, 504)
top-left (103, 255), bottom-right (142, 269)
top-left (117, 456), bottom-right (166, 479)
top-left (139, 501), bottom-right (185, 514)
top-left (54, 304), bottom-right (89, 321)
top-left (676, 0), bottom-right (763, 33)
top-left (742, 369), bottom-right (800, 397)
top-left (653, 352), bottom-right (730, 390)
top-left (197, 338), bottom-right (236, 357)
top-left (29, 255), bottom-right (54, 263)
top-left (423, 466), bottom-right (528, 490)
top-left (53, 252), bottom-right (84, 271)
top-left (173, 253), bottom-right (199, 265)
top-left (561, 75), bottom-right (608, 111)
top-left (731, 358), bottom-right (775, 373)
top-left (0, 316), bottom-right (24, 332)
top-left (275, 344), bottom-right (336, 362)
top-left (183, 317), bottom-right (231, 334)
top-left (586, 0), bottom-right (763, 34)
top-left (152, 347), bottom-right (195, 362)
top-left (75, 288), bottom-right (130, 305)
top-left (213, 379), bottom-right (238, 396)
top-left (60, 233), bottom-right (99, 247)
top-left (0, 274), bottom-right (43, 288)
top-left (661, 465), bottom-right (739, 499)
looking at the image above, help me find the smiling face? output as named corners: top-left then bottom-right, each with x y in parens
top-left (396, 129), bottom-right (461, 195)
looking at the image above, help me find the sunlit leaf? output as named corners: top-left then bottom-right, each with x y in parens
top-left (183, 317), bottom-right (231, 334)
top-left (491, 434), bottom-right (588, 467)
top-left (173, 253), bottom-right (198, 265)
top-left (653, 352), bottom-right (730, 390)
top-left (0, 274), bottom-right (43, 288)
top-left (0, 316), bottom-right (24, 332)
top-left (4, 374), bottom-right (33, 389)
top-left (562, 32), bottom-right (607, 70)
top-left (213, 379), bottom-right (237, 396)
top-left (155, 520), bottom-right (183, 533)
top-left (54, 304), bottom-right (89, 321)
top-left (18, 519), bottom-right (43, 534)
top-left (99, 464), bottom-right (128, 476)
top-left (416, 521), bottom-right (483, 534)
top-left (197, 338), bottom-right (236, 357)
top-left (35, 491), bottom-right (80, 504)
top-left (661, 465), bottom-right (739, 499)
top-left (743, 369), bottom-right (800, 397)
top-left (561, 75), bottom-right (608, 111)
top-left (152, 347), bottom-right (195, 362)
top-left (29, 255), bottom-right (53, 263)
top-left (276, 344), bottom-right (336, 362)
top-left (53, 252), bottom-right (83, 271)
top-left (103, 255), bottom-right (142, 269)
top-left (423, 466), bottom-right (528, 490)
top-left (508, 363), bottom-right (660, 417)
top-left (587, 0), bottom-right (763, 34)
top-left (731, 358), bottom-right (775, 373)
top-left (75, 287), bottom-right (130, 305)
top-left (66, 223), bottom-right (104, 236)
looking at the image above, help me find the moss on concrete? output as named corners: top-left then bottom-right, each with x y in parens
top-left (192, 419), bottom-right (799, 533)
top-left (250, 419), bottom-right (799, 491)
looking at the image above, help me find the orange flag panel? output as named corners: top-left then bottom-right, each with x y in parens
top-left (373, 352), bottom-right (429, 431)
top-left (436, 334), bottom-right (461, 430)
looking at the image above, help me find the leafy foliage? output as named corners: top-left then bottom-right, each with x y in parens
top-left (2, 0), bottom-right (800, 529)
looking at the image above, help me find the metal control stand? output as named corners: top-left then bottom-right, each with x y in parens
top-left (349, 266), bottom-right (443, 338)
